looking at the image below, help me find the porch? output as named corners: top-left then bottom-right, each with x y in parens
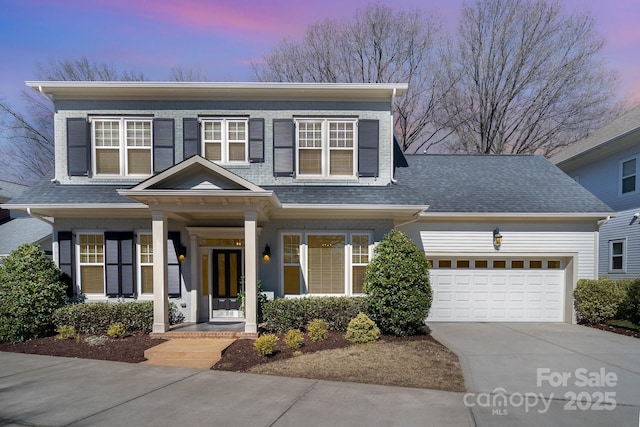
top-left (149, 321), bottom-right (258, 339)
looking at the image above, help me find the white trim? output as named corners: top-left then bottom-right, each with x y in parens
top-left (608, 238), bottom-right (626, 273)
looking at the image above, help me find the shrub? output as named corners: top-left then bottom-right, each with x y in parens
top-left (55, 325), bottom-right (77, 340)
top-left (574, 278), bottom-right (630, 324)
top-left (364, 230), bottom-right (431, 336)
top-left (345, 312), bottom-right (380, 344)
top-left (254, 333), bottom-right (279, 356)
top-left (53, 301), bottom-right (183, 334)
top-left (307, 318), bottom-right (328, 342)
top-left (262, 296), bottom-right (367, 333)
top-left (625, 279), bottom-right (640, 324)
top-left (0, 244), bottom-right (67, 343)
top-left (284, 329), bottom-right (304, 350)
top-left (107, 322), bottom-right (127, 338)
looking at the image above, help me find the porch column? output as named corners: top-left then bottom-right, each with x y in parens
top-left (152, 210), bottom-right (169, 333)
top-left (244, 210), bottom-right (258, 333)
top-left (189, 233), bottom-right (199, 323)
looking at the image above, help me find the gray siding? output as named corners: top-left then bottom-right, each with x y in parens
top-left (563, 144), bottom-right (640, 211)
top-left (598, 208), bottom-right (640, 278)
top-left (53, 100), bottom-right (393, 188)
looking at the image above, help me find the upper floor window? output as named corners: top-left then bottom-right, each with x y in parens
top-left (621, 157), bottom-right (637, 194)
top-left (295, 119), bottom-right (357, 177)
top-left (92, 118), bottom-right (152, 176)
top-left (201, 118), bottom-right (248, 163)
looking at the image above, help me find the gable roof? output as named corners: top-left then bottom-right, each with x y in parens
top-left (396, 155), bottom-right (612, 215)
top-left (551, 105), bottom-right (640, 166)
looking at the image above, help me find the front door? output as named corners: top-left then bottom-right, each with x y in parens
top-left (212, 249), bottom-right (242, 310)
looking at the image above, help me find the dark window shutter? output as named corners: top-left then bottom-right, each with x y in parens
top-left (248, 118), bottom-right (265, 163)
top-left (358, 119), bottom-right (379, 177)
top-left (183, 118), bottom-right (201, 159)
top-left (273, 119), bottom-right (295, 176)
top-left (168, 232), bottom-right (182, 298)
top-left (105, 232), bottom-right (135, 297)
top-left (67, 118), bottom-right (90, 176)
top-left (58, 232), bottom-right (74, 296)
top-left (153, 119), bottom-right (175, 173)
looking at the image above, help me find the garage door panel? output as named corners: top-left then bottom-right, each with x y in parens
top-left (428, 263), bottom-right (565, 322)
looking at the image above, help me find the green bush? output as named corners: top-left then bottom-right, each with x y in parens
top-left (55, 325), bottom-right (77, 340)
top-left (284, 329), bottom-right (304, 350)
top-left (307, 318), bottom-right (328, 341)
top-left (0, 244), bottom-right (67, 343)
top-left (345, 312), bottom-right (380, 343)
top-left (254, 333), bottom-right (279, 356)
top-left (364, 230), bottom-right (431, 336)
top-left (53, 301), bottom-right (183, 334)
top-left (625, 279), bottom-right (640, 324)
top-left (262, 296), bottom-right (367, 333)
top-left (107, 322), bottom-right (127, 338)
top-left (574, 278), bottom-right (630, 324)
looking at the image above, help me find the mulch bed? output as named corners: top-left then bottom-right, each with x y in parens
top-left (587, 323), bottom-right (640, 339)
top-left (0, 333), bottom-right (166, 363)
top-left (212, 331), bottom-right (434, 372)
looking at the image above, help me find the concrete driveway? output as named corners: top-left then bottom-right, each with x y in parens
top-left (429, 322), bottom-right (640, 427)
top-left (0, 351), bottom-right (472, 427)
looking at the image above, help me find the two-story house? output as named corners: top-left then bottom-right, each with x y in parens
top-left (552, 105), bottom-right (640, 279)
top-left (4, 81), bottom-right (611, 333)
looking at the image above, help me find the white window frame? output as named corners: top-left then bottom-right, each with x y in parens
top-left (91, 117), bottom-right (153, 177)
top-left (136, 231), bottom-right (153, 298)
top-left (620, 155), bottom-right (637, 195)
top-left (76, 231), bottom-right (106, 297)
top-left (200, 118), bottom-right (249, 164)
top-left (609, 239), bottom-right (626, 273)
top-left (295, 118), bottom-right (358, 178)
top-left (280, 231), bottom-right (373, 296)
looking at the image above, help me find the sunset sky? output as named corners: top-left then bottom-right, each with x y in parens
top-left (0, 0), bottom-right (639, 110)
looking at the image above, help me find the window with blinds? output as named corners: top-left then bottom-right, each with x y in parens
top-left (79, 233), bottom-right (105, 294)
top-left (295, 118), bottom-right (357, 178)
top-left (93, 118), bottom-right (152, 176)
top-left (202, 118), bottom-right (248, 163)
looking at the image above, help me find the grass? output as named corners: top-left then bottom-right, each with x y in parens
top-left (606, 319), bottom-right (640, 332)
top-left (249, 338), bottom-right (465, 392)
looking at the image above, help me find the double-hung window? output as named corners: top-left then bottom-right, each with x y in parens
top-left (296, 118), bottom-right (357, 177)
top-left (202, 118), bottom-right (248, 163)
top-left (92, 118), bottom-right (152, 176)
top-left (138, 233), bottom-right (153, 295)
top-left (78, 233), bottom-right (105, 294)
top-left (609, 239), bottom-right (625, 272)
top-left (621, 157), bottom-right (637, 194)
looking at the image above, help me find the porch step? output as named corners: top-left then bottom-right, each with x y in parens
top-left (150, 331), bottom-right (258, 339)
top-left (142, 338), bottom-right (236, 369)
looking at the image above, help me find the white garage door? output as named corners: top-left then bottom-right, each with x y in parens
top-left (427, 258), bottom-right (565, 322)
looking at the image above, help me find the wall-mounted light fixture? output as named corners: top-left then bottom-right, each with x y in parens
top-left (493, 228), bottom-right (502, 248)
top-left (178, 245), bottom-right (187, 262)
top-left (262, 244), bottom-right (271, 262)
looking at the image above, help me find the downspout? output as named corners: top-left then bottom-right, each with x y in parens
top-left (38, 85), bottom-right (54, 103)
top-left (27, 208), bottom-right (54, 226)
top-left (390, 87), bottom-right (397, 184)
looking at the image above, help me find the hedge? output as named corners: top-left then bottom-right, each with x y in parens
top-left (573, 278), bottom-right (633, 324)
top-left (262, 296), bottom-right (367, 333)
top-left (53, 301), bottom-right (184, 334)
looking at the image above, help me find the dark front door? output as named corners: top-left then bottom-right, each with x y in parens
top-left (212, 250), bottom-right (242, 310)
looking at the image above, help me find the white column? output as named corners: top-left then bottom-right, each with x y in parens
top-left (152, 210), bottom-right (169, 333)
top-left (244, 210), bottom-right (258, 333)
top-left (190, 233), bottom-right (199, 323)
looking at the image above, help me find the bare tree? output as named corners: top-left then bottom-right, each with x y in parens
top-left (252, 4), bottom-right (450, 152)
top-left (440, 0), bottom-right (618, 155)
top-left (168, 65), bottom-right (211, 82)
top-left (0, 57), bottom-right (146, 183)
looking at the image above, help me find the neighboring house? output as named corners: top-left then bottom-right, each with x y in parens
top-left (0, 180), bottom-right (52, 259)
top-left (3, 81), bottom-right (611, 332)
top-left (552, 105), bottom-right (640, 279)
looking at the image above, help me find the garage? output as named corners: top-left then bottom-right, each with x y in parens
top-left (427, 257), bottom-right (566, 322)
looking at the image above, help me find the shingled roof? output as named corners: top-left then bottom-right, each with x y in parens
top-left (5, 155), bottom-right (611, 215)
